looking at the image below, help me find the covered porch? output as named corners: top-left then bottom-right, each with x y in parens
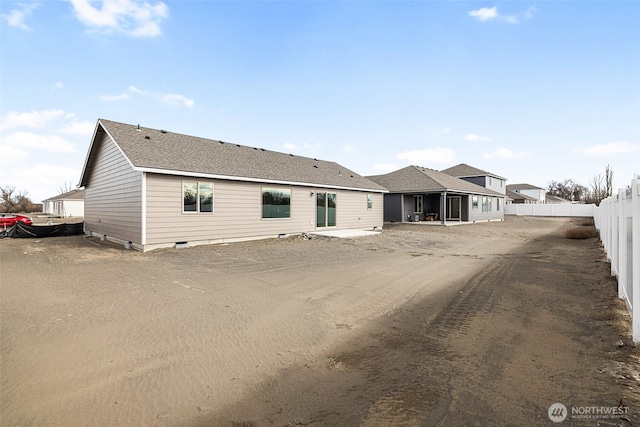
top-left (401, 191), bottom-right (469, 224)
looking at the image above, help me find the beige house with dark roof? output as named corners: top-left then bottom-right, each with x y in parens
top-left (367, 166), bottom-right (506, 224)
top-left (79, 119), bottom-right (386, 251)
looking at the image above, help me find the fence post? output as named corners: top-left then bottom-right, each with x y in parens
top-left (632, 180), bottom-right (640, 342)
top-left (617, 188), bottom-right (626, 299)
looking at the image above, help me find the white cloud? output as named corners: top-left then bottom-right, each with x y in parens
top-left (0, 110), bottom-right (67, 130)
top-left (100, 93), bottom-right (130, 101)
top-left (524, 6), bottom-right (536, 19)
top-left (373, 163), bottom-right (400, 173)
top-left (443, 127), bottom-right (451, 134)
top-left (3, 3), bottom-right (38, 30)
top-left (54, 82), bottom-right (64, 90)
top-left (469, 6), bottom-right (498, 22)
top-left (129, 85), bottom-right (146, 95)
top-left (482, 147), bottom-right (531, 159)
top-left (0, 110), bottom-right (90, 202)
top-left (0, 144), bottom-right (29, 162)
top-left (11, 164), bottom-right (83, 202)
top-left (397, 147), bottom-right (456, 165)
top-left (464, 133), bottom-right (491, 142)
top-left (505, 15), bottom-right (519, 24)
top-left (2, 131), bottom-right (76, 153)
top-left (283, 143), bottom-right (297, 151)
top-left (69, 0), bottom-right (168, 38)
top-left (580, 141), bottom-right (640, 156)
top-left (125, 85), bottom-right (194, 108)
top-left (343, 144), bottom-right (355, 152)
top-left (163, 93), bottom-right (194, 108)
top-left (303, 142), bottom-right (323, 151)
top-left (61, 121), bottom-right (95, 136)
top-left (469, 5), bottom-right (531, 24)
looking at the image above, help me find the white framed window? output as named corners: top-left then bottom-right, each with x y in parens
top-left (497, 198), bottom-right (501, 211)
top-left (482, 196), bottom-right (492, 213)
top-left (262, 187), bottom-right (291, 219)
top-left (367, 194), bottom-right (373, 210)
top-left (472, 195), bottom-right (479, 210)
top-left (183, 181), bottom-right (213, 213)
top-left (413, 195), bottom-right (423, 213)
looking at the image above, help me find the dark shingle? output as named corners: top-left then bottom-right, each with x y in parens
top-left (86, 119), bottom-right (386, 192)
top-left (441, 163), bottom-right (506, 180)
top-left (367, 166), bottom-right (504, 196)
top-left (507, 183), bottom-right (544, 191)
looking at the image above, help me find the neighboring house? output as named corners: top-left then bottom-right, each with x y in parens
top-left (441, 163), bottom-right (507, 195)
top-left (79, 119), bottom-right (386, 252)
top-left (506, 184), bottom-right (546, 204)
top-left (367, 166), bottom-right (506, 224)
top-left (545, 193), bottom-right (572, 204)
top-left (506, 189), bottom-right (538, 204)
top-left (42, 189), bottom-right (85, 217)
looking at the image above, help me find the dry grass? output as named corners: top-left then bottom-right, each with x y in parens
top-left (564, 225), bottom-right (597, 239)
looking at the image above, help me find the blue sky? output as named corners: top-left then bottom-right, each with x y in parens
top-left (1, 0), bottom-right (638, 203)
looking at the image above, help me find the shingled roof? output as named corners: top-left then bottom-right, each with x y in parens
top-left (42, 188), bottom-right (84, 202)
top-left (507, 183), bottom-right (544, 191)
top-left (80, 119), bottom-right (386, 192)
top-left (441, 163), bottom-right (506, 180)
top-left (506, 189), bottom-right (538, 202)
top-left (367, 166), bottom-right (504, 196)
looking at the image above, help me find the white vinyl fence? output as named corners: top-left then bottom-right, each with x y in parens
top-left (505, 203), bottom-right (595, 217)
top-left (594, 179), bottom-right (640, 342)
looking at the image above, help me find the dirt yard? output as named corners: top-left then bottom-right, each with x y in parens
top-left (1, 216), bottom-right (638, 426)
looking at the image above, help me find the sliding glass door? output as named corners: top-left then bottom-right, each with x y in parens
top-left (316, 192), bottom-right (337, 228)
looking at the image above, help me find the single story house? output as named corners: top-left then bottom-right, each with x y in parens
top-left (506, 184), bottom-right (546, 204)
top-left (79, 119), bottom-right (386, 252)
top-left (367, 166), bottom-right (506, 224)
top-left (441, 163), bottom-right (506, 195)
top-left (506, 189), bottom-right (538, 204)
top-left (42, 189), bottom-right (85, 217)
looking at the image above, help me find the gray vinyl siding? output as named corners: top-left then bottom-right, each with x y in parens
top-left (144, 174), bottom-right (382, 245)
top-left (485, 177), bottom-right (506, 194)
top-left (468, 195), bottom-right (505, 222)
top-left (468, 196), bottom-right (484, 222)
top-left (460, 175), bottom-right (506, 195)
top-left (383, 193), bottom-right (403, 222)
top-left (84, 133), bottom-right (142, 243)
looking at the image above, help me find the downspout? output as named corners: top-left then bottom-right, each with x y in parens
top-left (141, 172), bottom-right (147, 247)
top-left (441, 191), bottom-right (447, 225)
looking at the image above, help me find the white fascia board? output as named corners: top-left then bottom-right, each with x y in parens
top-left (136, 167), bottom-right (388, 193)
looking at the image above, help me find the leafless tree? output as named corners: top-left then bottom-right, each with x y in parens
top-left (0, 186), bottom-right (39, 213)
top-left (58, 181), bottom-right (75, 195)
top-left (548, 179), bottom-right (588, 202)
top-left (588, 165), bottom-right (615, 205)
top-left (605, 164), bottom-right (614, 198)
